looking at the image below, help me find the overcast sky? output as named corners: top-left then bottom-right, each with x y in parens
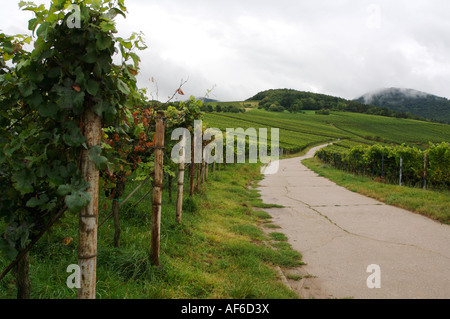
top-left (1, 0), bottom-right (450, 101)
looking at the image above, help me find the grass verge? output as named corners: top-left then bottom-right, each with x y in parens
top-left (0, 162), bottom-right (303, 299)
top-left (303, 157), bottom-right (450, 224)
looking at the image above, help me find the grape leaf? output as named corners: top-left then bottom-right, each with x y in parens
top-left (12, 170), bottom-right (35, 195)
top-left (65, 190), bottom-right (91, 212)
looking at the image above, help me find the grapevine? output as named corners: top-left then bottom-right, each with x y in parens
top-left (316, 142), bottom-right (450, 189)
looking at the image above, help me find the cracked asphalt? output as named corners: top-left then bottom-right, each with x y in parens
top-left (258, 144), bottom-right (450, 299)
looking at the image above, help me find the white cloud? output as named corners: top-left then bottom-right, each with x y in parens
top-left (1, 0), bottom-right (450, 100)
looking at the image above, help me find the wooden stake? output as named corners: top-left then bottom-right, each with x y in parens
top-left (190, 134), bottom-right (195, 197)
top-left (176, 137), bottom-right (186, 224)
top-left (201, 158), bottom-right (205, 184)
top-left (151, 111), bottom-right (165, 266)
top-left (13, 250), bottom-right (30, 299)
top-left (78, 109), bottom-right (102, 299)
top-left (196, 163), bottom-right (200, 191)
top-left (168, 175), bottom-right (173, 203)
top-left (423, 153), bottom-right (428, 190)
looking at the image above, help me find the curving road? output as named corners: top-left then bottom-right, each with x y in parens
top-left (258, 144), bottom-right (450, 299)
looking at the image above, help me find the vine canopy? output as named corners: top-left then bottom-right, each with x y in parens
top-left (0, 0), bottom-right (146, 258)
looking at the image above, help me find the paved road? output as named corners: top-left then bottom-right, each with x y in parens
top-left (258, 144), bottom-right (450, 299)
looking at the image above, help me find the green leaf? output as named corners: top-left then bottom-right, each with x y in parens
top-left (18, 128), bottom-right (38, 140)
top-left (75, 67), bottom-right (86, 86)
top-left (25, 147), bottom-right (48, 168)
top-left (0, 238), bottom-right (18, 260)
top-left (90, 145), bottom-right (108, 170)
top-left (93, 100), bottom-right (114, 116)
top-left (16, 59), bottom-right (30, 72)
top-left (52, 0), bottom-right (66, 11)
top-left (28, 91), bottom-right (43, 108)
top-left (63, 122), bottom-right (86, 147)
top-left (19, 81), bottom-right (34, 97)
top-left (65, 190), bottom-right (91, 212)
top-left (117, 37), bottom-right (132, 50)
top-left (83, 50), bottom-right (98, 64)
top-left (99, 21), bottom-right (116, 33)
top-left (3, 141), bottom-right (22, 158)
top-left (57, 184), bottom-right (72, 196)
top-left (117, 79), bottom-right (130, 95)
top-left (96, 34), bottom-right (112, 51)
top-left (26, 194), bottom-right (49, 208)
top-left (73, 91), bottom-right (86, 115)
top-left (28, 18), bottom-right (38, 32)
top-left (48, 67), bottom-right (61, 78)
top-left (96, 54), bottom-right (112, 73)
top-left (29, 68), bottom-right (44, 83)
top-left (86, 79), bottom-right (100, 96)
top-left (36, 21), bottom-right (51, 40)
top-left (55, 85), bottom-right (85, 111)
top-left (12, 170), bottom-right (35, 195)
top-left (102, 8), bottom-right (126, 20)
top-left (118, 0), bottom-right (127, 12)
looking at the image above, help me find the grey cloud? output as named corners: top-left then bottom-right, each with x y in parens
top-left (1, 0), bottom-right (450, 101)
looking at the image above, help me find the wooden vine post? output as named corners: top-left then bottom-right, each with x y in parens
top-left (190, 134), bottom-right (195, 197)
top-left (176, 136), bottom-right (186, 224)
top-left (205, 157), bottom-right (209, 182)
top-left (423, 153), bottom-right (428, 190)
top-left (78, 109), bottom-right (102, 299)
top-left (196, 163), bottom-right (200, 190)
top-left (201, 158), bottom-right (205, 184)
top-left (151, 111), bottom-right (165, 266)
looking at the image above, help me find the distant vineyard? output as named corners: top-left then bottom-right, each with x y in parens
top-left (204, 110), bottom-right (450, 156)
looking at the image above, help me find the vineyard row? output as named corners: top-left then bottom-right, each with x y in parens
top-left (316, 142), bottom-right (450, 189)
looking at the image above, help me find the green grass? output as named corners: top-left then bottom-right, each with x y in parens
top-left (303, 157), bottom-right (450, 224)
top-left (263, 224), bottom-right (282, 229)
top-left (269, 232), bottom-right (288, 242)
top-left (0, 162), bottom-right (302, 299)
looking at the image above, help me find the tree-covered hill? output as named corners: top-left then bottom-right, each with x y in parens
top-left (246, 89), bottom-right (430, 121)
top-left (246, 89), bottom-right (346, 112)
top-left (355, 88), bottom-right (450, 124)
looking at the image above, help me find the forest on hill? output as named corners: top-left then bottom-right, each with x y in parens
top-left (355, 88), bottom-right (450, 124)
top-left (245, 89), bottom-right (434, 122)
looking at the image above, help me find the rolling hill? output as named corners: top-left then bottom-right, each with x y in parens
top-left (245, 88), bottom-right (430, 121)
top-left (355, 88), bottom-right (450, 124)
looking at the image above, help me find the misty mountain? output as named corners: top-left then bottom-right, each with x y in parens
top-left (355, 88), bottom-right (450, 124)
top-left (198, 97), bottom-right (220, 103)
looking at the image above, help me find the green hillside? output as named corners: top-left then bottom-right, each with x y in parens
top-left (204, 109), bottom-right (450, 154)
top-left (355, 88), bottom-right (450, 124)
top-left (245, 88), bottom-right (433, 122)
